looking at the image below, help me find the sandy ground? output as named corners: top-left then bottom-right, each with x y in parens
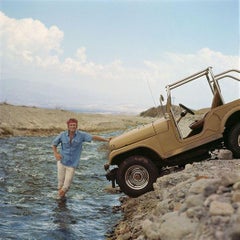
top-left (0, 103), bottom-right (153, 137)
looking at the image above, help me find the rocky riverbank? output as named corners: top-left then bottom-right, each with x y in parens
top-left (0, 103), bottom-right (153, 137)
top-left (108, 156), bottom-right (240, 240)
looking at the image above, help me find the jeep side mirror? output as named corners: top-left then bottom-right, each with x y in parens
top-left (160, 94), bottom-right (164, 102)
top-left (159, 94), bottom-right (166, 117)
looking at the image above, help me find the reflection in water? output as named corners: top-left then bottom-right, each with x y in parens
top-left (52, 199), bottom-right (78, 239)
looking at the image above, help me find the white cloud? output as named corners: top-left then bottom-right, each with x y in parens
top-left (76, 47), bottom-right (87, 63)
top-left (143, 48), bottom-right (239, 96)
top-left (0, 11), bottom-right (63, 62)
top-left (1, 12), bottom-right (239, 113)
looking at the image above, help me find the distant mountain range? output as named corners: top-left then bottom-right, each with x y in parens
top-left (140, 105), bottom-right (209, 118)
top-left (140, 105), bottom-right (181, 118)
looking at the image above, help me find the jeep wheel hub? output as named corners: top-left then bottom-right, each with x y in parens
top-left (125, 165), bottom-right (149, 190)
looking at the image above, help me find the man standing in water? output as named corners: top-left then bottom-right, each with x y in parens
top-left (52, 118), bottom-right (109, 199)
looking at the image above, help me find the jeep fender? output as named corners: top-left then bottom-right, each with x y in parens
top-left (220, 106), bottom-right (240, 133)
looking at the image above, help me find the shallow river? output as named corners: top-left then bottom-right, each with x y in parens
top-left (0, 135), bottom-right (122, 239)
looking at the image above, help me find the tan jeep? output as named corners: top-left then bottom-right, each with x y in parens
top-left (105, 67), bottom-right (240, 197)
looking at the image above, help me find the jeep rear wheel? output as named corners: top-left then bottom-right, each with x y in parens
top-left (116, 156), bottom-right (158, 197)
top-left (227, 122), bottom-right (240, 158)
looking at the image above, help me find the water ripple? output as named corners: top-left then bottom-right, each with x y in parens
top-left (0, 136), bottom-right (122, 239)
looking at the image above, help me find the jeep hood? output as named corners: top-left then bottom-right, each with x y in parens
top-left (109, 118), bottom-right (169, 150)
top-left (109, 122), bottom-right (156, 150)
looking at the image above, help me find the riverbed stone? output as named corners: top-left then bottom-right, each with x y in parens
top-left (209, 201), bottom-right (234, 216)
top-left (186, 206), bottom-right (204, 219)
top-left (141, 219), bottom-right (161, 240)
top-left (221, 173), bottom-right (240, 187)
top-left (204, 184), bottom-right (219, 197)
top-left (158, 212), bottom-right (197, 240)
top-left (218, 149), bottom-right (233, 159)
top-left (185, 194), bottom-right (204, 208)
top-left (189, 178), bottom-right (220, 194)
top-left (204, 194), bottom-right (220, 207)
top-left (232, 190), bottom-right (240, 202)
top-left (233, 181), bottom-right (240, 190)
top-left (141, 212), bottom-right (198, 240)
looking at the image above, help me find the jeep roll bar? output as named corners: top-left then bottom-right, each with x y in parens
top-left (166, 67), bottom-right (211, 91)
top-left (215, 69), bottom-right (240, 82)
top-left (165, 67), bottom-right (240, 104)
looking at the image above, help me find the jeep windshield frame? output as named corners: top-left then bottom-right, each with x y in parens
top-left (166, 67), bottom-right (220, 102)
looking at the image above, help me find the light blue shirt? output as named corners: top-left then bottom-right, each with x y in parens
top-left (52, 130), bottom-right (92, 168)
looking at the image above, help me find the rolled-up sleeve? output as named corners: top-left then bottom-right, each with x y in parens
top-left (82, 132), bottom-right (92, 142)
top-left (52, 133), bottom-right (62, 146)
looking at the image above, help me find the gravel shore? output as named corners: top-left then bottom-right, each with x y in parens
top-left (108, 156), bottom-right (240, 240)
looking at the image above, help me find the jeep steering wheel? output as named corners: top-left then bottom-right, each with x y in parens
top-left (179, 103), bottom-right (195, 115)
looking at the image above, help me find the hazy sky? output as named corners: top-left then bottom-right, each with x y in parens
top-left (1, 0), bottom-right (239, 113)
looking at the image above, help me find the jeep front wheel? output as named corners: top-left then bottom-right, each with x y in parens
top-left (227, 122), bottom-right (240, 158)
top-left (116, 156), bottom-right (158, 197)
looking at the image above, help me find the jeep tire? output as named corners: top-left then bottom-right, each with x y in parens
top-left (116, 155), bottom-right (158, 197)
top-left (227, 122), bottom-right (240, 158)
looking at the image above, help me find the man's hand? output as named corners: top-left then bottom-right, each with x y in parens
top-left (54, 152), bottom-right (62, 161)
top-left (52, 145), bottom-right (62, 161)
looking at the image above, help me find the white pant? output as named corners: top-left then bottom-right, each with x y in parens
top-left (57, 161), bottom-right (75, 192)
